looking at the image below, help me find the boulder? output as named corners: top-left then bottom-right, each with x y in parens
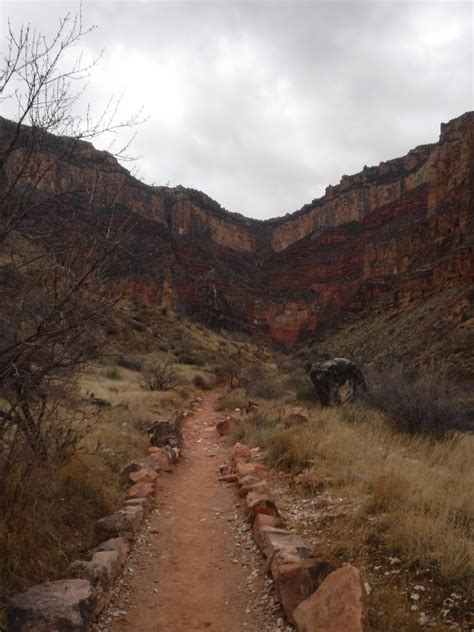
top-left (293, 565), bottom-right (369, 632)
top-left (309, 358), bottom-right (366, 406)
top-left (147, 419), bottom-right (182, 450)
top-left (274, 559), bottom-right (338, 623)
top-left (6, 579), bottom-right (96, 631)
top-left (96, 505), bottom-right (143, 540)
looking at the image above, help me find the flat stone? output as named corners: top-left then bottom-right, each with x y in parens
top-left (252, 513), bottom-right (284, 542)
top-left (124, 497), bottom-right (151, 512)
top-left (127, 481), bottom-right (154, 500)
top-left (96, 505), bottom-right (144, 540)
top-left (7, 579), bottom-right (96, 631)
top-left (254, 526), bottom-right (292, 551)
top-left (248, 498), bottom-right (281, 523)
top-left (293, 565), bottom-right (369, 632)
top-left (90, 537), bottom-right (129, 566)
top-left (261, 530), bottom-right (313, 568)
top-left (246, 491), bottom-right (270, 508)
top-left (236, 462), bottom-right (267, 479)
top-left (129, 467), bottom-right (158, 484)
top-left (274, 559), bottom-right (338, 623)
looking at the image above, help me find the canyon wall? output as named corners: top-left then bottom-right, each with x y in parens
top-left (1, 112), bottom-right (472, 346)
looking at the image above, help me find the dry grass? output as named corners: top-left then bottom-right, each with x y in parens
top-left (238, 400), bottom-right (474, 585)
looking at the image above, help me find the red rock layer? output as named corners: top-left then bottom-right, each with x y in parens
top-left (1, 112), bottom-right (472, 345)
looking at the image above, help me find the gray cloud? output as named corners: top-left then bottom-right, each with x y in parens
top-left (1, 0), bottom-right (472, 219)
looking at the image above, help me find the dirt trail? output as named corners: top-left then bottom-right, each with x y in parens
top-left (107, 391), bottom-right (269, 632)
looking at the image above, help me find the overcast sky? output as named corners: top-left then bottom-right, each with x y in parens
top-left (1, 1), bottom-right (473, 219)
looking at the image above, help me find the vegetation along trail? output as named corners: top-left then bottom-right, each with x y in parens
top-left (105, 390), bottom-right (269, 632)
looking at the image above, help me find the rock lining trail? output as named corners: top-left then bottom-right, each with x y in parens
top-left (102, 391), bottom-right (285, 632)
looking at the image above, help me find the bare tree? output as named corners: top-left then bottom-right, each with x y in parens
top-left (0, 6), bottom-right (142, 482)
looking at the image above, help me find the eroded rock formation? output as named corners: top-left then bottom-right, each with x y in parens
top-left (1, 112), bottom-right (472, 354)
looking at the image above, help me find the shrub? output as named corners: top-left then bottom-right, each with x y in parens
top-left (241, 365), bottom-right (286, 400)
top-left (116, 355), bottom-right (142, 371)
top-left (214, 388), bottom-right (247, 411)
top-left (367, 366), bottom-right (473, 438)
top-left (192, 375), bottom-right (212, 390)
top-left (177, 353), bottom-right (205, 367)
top-left (142, 359), bottom-right (182, 391)
top-left (296, 383), bottom-right (319, 402)
top-left (105, 367), bottom-right (121, 380)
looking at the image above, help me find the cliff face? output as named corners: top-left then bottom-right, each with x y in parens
top-left (1, 112), bottom-right (472, 348)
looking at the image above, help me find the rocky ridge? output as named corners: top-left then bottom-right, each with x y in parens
top-left (1, 111), bottom-right (472, 354)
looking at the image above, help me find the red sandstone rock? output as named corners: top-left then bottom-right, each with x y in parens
top-left (238, 475), bottom-right (267, 498)
top-left (292, 565), bottom-right (369, 632)
top-left (248, 498), bottom-right (280, 522)
top-left (274, 559), bottom-right (338, 623)
top-left (232, 442), bottom-right (251, 464)
top-left (236, 462), bottom-right (267, 479)
top-left (127, 481), bottom-right (154, 500)
top-left (252, 513), bottom-right (284, 541)
top-left (129, 467), bottom-right (158, 484)
top-left (246, 491), bottom-right (270, 508)
top-left (261, 529), bottom-right (313, 564)
top-left (253, 526), bottom-right (291, 551)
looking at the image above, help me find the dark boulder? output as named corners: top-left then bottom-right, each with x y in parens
top-left (147, 418), bottom-right (183, 450)
top-left (310, 358), bottom-right (366, 406)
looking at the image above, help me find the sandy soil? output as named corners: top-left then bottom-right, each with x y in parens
top-left (107, 391), bottom-right (270, 632)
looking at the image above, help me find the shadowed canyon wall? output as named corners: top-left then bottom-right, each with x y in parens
top-left (1, 112), bottom-right (472, 345)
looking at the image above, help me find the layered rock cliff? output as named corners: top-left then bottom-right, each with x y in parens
top-left (1, 112), bottom-right (472, 351)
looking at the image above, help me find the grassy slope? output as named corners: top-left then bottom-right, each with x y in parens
top-left (0, 298), bottom-right (267, 615)
top-left (216, 361), bottom-right (473, 631)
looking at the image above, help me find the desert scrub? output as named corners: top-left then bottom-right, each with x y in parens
top-left (367, 366), bottom-right (473, 437)
top-left (241, 364), bottom-right (286, 400)
top-left (214, 388), bottom-right (247, 411)
top-left (238, 402), bottom-right (474, 584)
top-left (141, 358), bottom-right (182, 391)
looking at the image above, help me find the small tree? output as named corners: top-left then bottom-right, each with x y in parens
top-left (0, 7), bottom-right (141, 480)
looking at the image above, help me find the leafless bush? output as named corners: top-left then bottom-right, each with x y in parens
top-left (367, 366), bottom-right (473, 438)
top-left (241, 364), bottom-right (285, 400)
top-left (142, 359), bottom-right (182, 391)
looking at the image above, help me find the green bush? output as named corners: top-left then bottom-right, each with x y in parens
top-left (296, 384), bottom-right (318, 402)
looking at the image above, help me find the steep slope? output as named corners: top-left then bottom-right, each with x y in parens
top-left (1, 112), bottom-right (472, 369)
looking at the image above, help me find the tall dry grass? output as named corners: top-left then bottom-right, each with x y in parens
top-left (237, 402), bottom-right (474, 584)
